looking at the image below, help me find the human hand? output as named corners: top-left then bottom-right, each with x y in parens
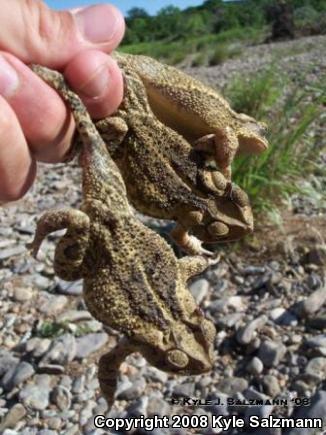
top-left (0, 0), bottom-right (125, 202)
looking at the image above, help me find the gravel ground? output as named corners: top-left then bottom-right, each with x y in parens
top-left (185, 35), bottom-right (326, 89)
top-left (0, 35), bottom-right (325, 435)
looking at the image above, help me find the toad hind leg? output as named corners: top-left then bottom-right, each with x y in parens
top-left (98, 338), bottom-right (137, 406)
top-left (27, 209), bottom-right (90, 281)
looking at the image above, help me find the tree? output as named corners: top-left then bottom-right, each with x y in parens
top-left (267, 0), bottom-right (295, 40)
top-left (157, 6), bottom-right (181, 17)
top-left (126, 7), bottom-right (149, 20)
top-left (202, 0), bottom-right (223, 10)
top-left (154, 6), bottom-right (183, 40)
top-left (185, 13), bottom-right (210, 36)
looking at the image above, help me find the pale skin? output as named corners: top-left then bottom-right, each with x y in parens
top-left (0, 0), bottom-right (125, 202)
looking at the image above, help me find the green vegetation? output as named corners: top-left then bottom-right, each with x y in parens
top-left (120, 26), bottom-right (263, 65)
top-left (37, 320), bottom-right (69, 338)
top-left (226, 68), bottom-right (283, 118)
top-left (121, 1), bottom-right (325, 215)
top-left (208, 43), bottom-right (242, 66)
top-left (36, 320), bottom-right (99, 338)
top-left (227, 67), bottom-right (325, 213)
top-left (122, 0), bottom-right (326, 65)
top-left (294, 4), bottom-right (326, 33)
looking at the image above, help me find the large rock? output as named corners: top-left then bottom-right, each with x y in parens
top-left (284, 390), bottom-right (326, 435)
top-left (0, 404), bottom-right (26, 431)
top-left (75, 333), bottom-right (108, 359)
top-left (19, 384), bottom-right (50, 411)
top-left (39, 334), bottom-right (76, 367)
top-left (296, 287), bottom-right (326, 317)
top-left (258, 340), bottom-right (286, 367)
top-left (2, 361), bottom-right (35, 391)
top-left (236, 316), bottom-right (267, 345)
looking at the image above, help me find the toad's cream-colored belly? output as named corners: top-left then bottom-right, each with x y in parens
top-left (146, 86), bottom-right (217, 141)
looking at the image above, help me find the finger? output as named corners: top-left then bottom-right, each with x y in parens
top-left (64, 50), bottom-right (124, 119)
top-left (0, 53), bottom-right (74, 163)
top-left (0, 96), bottom-right (36, 202)
top-left (0, 1), bottom-right (125, 67)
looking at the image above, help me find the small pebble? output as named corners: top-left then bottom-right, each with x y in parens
top-left (246, 357), bottom-right (264, 375)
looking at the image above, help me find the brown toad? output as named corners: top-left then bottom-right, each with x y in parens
top-left (28, 66), bottom-right (218, 406)
top-left (114, 53), bottom-right (268, 180)
top-left (89, 55), bottom-right (256, 255)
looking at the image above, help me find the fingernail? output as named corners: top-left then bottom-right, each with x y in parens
top-left (0, 56), bottom-right (19, 97)
top-left (74, 5), bottom-right (122, 43)
top-left (78, 63), bottom-right (109, 98)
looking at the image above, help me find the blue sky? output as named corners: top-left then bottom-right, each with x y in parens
top-left (46, 0), bottom-right (204, 16)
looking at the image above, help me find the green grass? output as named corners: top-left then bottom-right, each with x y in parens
top-left (120, 26), bottom-right (265, 65)
top-left (36, 320), bottom-right (100, 338)
top-left (226, 68), bottom-right (283, 119)
top-left (208, 43), bottom-right (242, 66)
top-left (37, 320), bottom-right (69, 338)
top-left (226, 67), bottom-right (324, 213)
top-left (191, 52), bottom-right (208, 67)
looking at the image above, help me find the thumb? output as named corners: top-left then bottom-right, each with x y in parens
top-left (0, 0), bottom-right (125, 68)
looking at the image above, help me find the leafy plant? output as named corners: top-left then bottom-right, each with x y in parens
top-left (191, 52), bottom-right (208, 67)
top-left (226, 66), bottom-right (283, 119)
top-left (208, 43), bottom-right (242, 66)
top-left (37, 320), bottom-right (69, 338)
top-left (227, 68), bottom-right (324, 213)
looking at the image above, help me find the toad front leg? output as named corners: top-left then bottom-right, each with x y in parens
top-left (194, 127), bottom-right (238, 181)
top-left (171, 224), bottom-right (213, 256)
top-left (95, 116), bottom-right (128, 152)
top-left (98, 338), bottom-right (138, 406)
top-left (28, 209), bottom-right (90, 281)
top-left (170, 210), bottom-right (214, 256)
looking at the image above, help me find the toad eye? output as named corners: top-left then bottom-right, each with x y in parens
top-left (208, 222), bottom-right (229, 237)
top-left (166, 349), bottom-right (189, 369)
